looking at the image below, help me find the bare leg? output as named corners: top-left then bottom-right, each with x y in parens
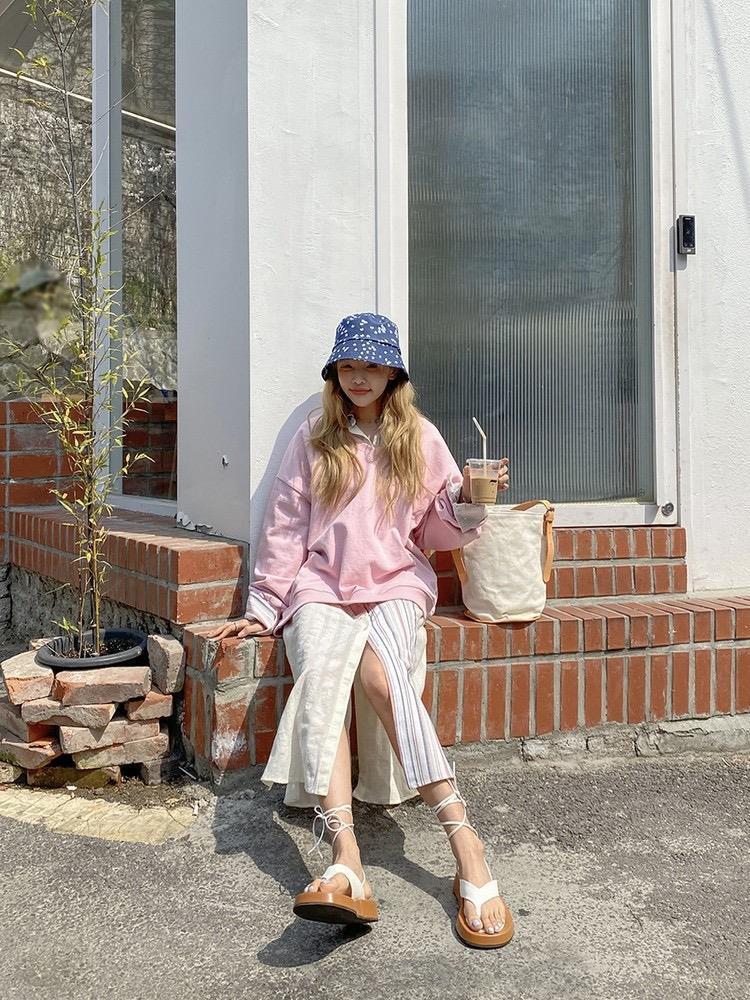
top-left (303, 708), bottom-right (374, 901)
top-left (358, 644), bottom-right (505, 935)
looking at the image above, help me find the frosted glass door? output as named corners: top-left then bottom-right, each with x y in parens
top-left (407, 0), bottom-right (654, 504)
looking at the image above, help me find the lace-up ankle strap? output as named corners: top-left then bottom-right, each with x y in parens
top-left (429, 765), bottom-right (478, 842)
top-left (308, 803), bottom-right (355, 857)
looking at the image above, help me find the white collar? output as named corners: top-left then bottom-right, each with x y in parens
top-left (347, 412), bottom-right (380, 445)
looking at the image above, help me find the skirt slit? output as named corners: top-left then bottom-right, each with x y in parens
top-left (260, 598), bottom-right (454, 808)
top-left (365, 601), bottom-right (454, 790)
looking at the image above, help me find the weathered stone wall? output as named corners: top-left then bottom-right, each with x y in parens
top-left (5, 564), bottom-right (181, 646)
top-left (0, 563), bottom-right (10, 636)
top-left (0, 281), bottom-right (177, 400)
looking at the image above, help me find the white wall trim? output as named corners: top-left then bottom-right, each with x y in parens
top-left (91, 0), bottom-right (124, 499)
top-left (552, 502), bottom-right (676, 529)
top-left (109, 494), bottom-right (177, 518)
top-left (649, 0), bottom-right (680, 519)
top-left (670, 0), bottom-right (696, 585)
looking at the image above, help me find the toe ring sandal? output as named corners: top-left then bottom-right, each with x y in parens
top-left (431, 765), bottom-right (514, 949)
top-left (293, 862), bottom-right (379, 925)
top-left (292, 804), bottom-right (379, 925)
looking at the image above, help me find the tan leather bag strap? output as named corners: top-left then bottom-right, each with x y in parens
top-left (449, 499), bottom-right (555, 585)
top-left (424, 547), bottom-right (469, 584)
top-left (512, 498), bottom-right (554, 514)
top-left (452, 547), bottom-right (468, 584)
top-left (512, 500), bottom-right (555, 582)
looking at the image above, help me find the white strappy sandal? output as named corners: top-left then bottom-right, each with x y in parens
top-left (431, 767), bottom-right (514, 949)
top-left (292, 803), bottom-right (379, 925)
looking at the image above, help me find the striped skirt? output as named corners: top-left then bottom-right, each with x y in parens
top-left (260, 599), bottom-right (454, 808)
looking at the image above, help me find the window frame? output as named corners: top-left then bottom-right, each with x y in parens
top-left (91, 0), bottom-right (177, 517)
top-left (375, 0), bottom-right (679, 527)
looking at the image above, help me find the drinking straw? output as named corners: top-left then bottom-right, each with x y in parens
top-left (472, 416), bottom-right (487, 474)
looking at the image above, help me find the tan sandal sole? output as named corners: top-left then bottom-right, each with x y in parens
top-left (293, 888), bottom-right (379, 925)
top-left (452, 875), bottom-right (514, 949)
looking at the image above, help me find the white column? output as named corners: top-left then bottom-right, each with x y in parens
top-left (176, 1), bottom-right (378, 553)
top-left (91, 0), bottom-right (123, 488)
top-left (175, 0), bottom-right (252, 541)
top-left (677, 0), bottom-right (750, 589)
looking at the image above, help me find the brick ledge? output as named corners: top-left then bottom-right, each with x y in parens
top-left (180, 602), bottom-right (750, 775)
top-left (8, 506), bottom-right (247, 624)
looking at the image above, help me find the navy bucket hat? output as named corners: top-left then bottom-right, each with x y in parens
top-left (321, 312), bottom-right (409, 383)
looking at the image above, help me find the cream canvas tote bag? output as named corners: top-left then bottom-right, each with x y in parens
top-left (451, 500), bottom-right (555, 623)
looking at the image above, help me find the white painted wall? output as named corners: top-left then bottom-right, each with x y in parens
top-left (675, 0), bottom-right (750, 590)
top-left (175, 1), bottom-right (377, 552)
top-left (246, 0), bottom-right (377, 550)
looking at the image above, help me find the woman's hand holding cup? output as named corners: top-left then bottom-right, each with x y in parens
top-left (497, 458), bottom-right (510, 493)
top-left (462, 458), bottom-right (510, 503)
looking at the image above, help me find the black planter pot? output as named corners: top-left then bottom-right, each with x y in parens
top-left (35, 627), bottom-right (148, 670)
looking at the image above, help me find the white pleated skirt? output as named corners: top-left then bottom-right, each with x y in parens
top-left (260, 599), bottom-right (454, 808)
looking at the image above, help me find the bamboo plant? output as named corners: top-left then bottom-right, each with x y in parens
top-left (0, 0), bottom-right (152, 657)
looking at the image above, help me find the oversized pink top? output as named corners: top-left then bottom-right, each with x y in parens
top-left (245, 412), bottom-right (488, 636)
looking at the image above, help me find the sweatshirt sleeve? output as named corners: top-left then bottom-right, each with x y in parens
top-left (411, 423), bottom-right (488, 552)
top-left (244, 425), bottom-right (312, 634)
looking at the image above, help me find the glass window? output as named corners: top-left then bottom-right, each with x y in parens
top-left (0, 1), bottom-right (177, 503)
top-left (407, 0), bottom-right (654, 504)
top-left (0, 2), bottom-right (92, 395)
top-left (119, 0), bottom-right (176, 500)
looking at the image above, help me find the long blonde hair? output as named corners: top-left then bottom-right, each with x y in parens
top-left (309, 374), bottom-right (426, 517)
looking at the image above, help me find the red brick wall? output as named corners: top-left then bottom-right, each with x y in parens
top-left (1, 396), bottom-right (177, 563)
top-left (182, 600), bottom-right (750, 776)
top-left (123, 398), bottom-right (177, 500)
top-left (1, 400), bottom-right (70, 563)
top-left (9, 507), bottom-right (246, 624)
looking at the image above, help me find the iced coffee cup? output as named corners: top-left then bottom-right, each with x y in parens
top-left (467, 458), bottom-right (501, 504)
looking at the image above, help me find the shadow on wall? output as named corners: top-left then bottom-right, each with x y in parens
top-left (248, 393), bottom-right (323, 552)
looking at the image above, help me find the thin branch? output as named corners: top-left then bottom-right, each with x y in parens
top-left (63, 2), bottom-right (89, 54)
top-left (30, 107), bottom-right (74, 188)
top-left (120, 188), bottom-right (170, 226)
top-left (75, 142), bottom-right (106, 197)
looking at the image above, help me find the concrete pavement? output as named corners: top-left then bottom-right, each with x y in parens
top-left (0, 747), bottom-right (748, 1000)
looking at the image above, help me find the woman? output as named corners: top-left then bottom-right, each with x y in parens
top-left (208, 312), bottom-right (513, 948)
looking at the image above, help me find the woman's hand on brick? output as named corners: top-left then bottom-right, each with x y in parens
top-left (206, 618), bottom-right (266, 639)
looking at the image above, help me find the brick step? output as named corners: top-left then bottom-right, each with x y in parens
top-left (431, 525), bottom-right (688, 606)
top-left (550, 526), bottom-right (686, 561)
top-left (247, 595), bottom-right (750, 673)
top-left (427, 595), bottom-right (750, 662)
top-left (181, 593), bottom-right (750, 778)
top-left (9, 507), bottom-right (247, 623)
top-left (420, 641), bottom-right (749, 748)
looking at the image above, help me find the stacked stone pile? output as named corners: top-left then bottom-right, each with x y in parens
top-left (0, 635), bottom-right (185, 787)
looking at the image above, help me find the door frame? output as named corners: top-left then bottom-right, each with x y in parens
top-left (374, 0), bottom-right (680, 527)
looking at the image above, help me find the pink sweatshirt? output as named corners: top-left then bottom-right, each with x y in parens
top-left (245, 412), bottom-right (487, 636)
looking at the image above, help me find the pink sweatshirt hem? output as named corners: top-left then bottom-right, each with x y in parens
top-left (272, 586), bottom-right (431, 637)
